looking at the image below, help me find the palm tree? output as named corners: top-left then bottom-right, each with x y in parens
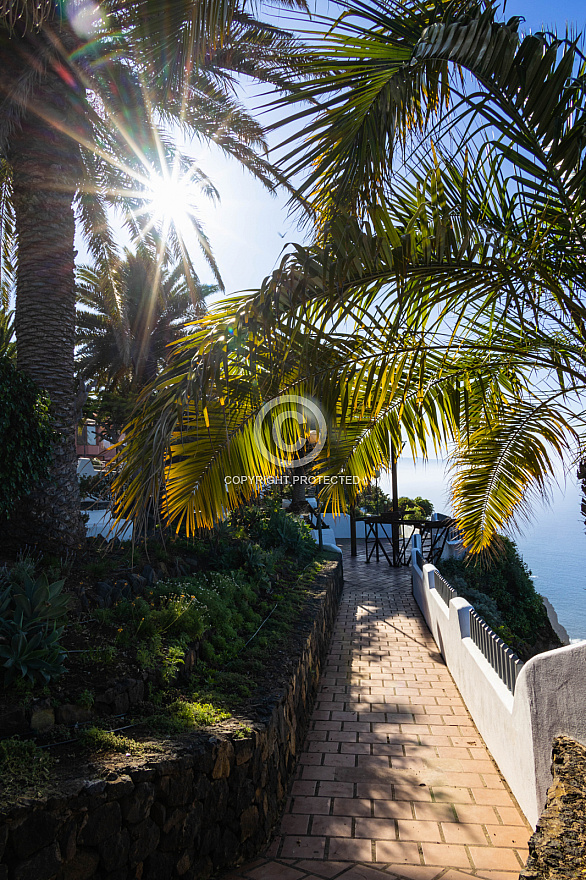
top-left (112, 1), bottom-right (586, 552)
top-left (76, 245), bottom-right (214, 391)
top-left (0, 0), bottom-right (299, 549)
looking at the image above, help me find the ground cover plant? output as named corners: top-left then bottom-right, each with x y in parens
top-left (437, 538), bottom-right (563, 661)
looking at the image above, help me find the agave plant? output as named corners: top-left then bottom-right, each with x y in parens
top-left (0, 571), bottom-right (70, 682)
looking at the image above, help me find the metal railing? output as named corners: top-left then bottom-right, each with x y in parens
top-left (413, 547), bottom-right (525, 694)
top-left (470, 610), bottom-right (523, 694)
top-left (433, 571), bottom-right (458, 606)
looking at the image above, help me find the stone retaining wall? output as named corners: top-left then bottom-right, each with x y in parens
top-left (520, 736), bottom-right (586, 879)
top-left (0, 560), bottom-right (343, 880)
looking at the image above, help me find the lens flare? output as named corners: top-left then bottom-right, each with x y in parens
top-left (66, 0), bottom-right (105, 39)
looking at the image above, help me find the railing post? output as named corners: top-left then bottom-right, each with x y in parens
top-left (350, 504), bottom-right (357, 557)
top-left (391, 442), bottom-right (400, 566)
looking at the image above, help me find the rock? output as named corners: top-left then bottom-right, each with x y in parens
top-left (121, 782), bottom-right (154, 824)
top-left (141, 565), bottom-right (157, 586)
top-left (128, 573), bottom-right (146, 595)
top-left (0, 707), bottom-right (27, 736)
top-left (156, 562), bottom-right (169, 578)
top-left (143, 851), bottom-right (174, 880)
top-left (78, 802), bottom-right (121, 847)
top-left (14, 842), bottom-right (61, 880)
top-left (129, 818), bottom-right (160, 866)
top-left (82, 779), bottom-right (106, 797)
top-left (240, 805), bottom-right (259, 842)
top-left (99, 828), bottom-right (130, 872)
top-left (11, 812), bottom-right (60, 859)
top-left (62, 849), bottom-right (99, 880)
top-left (55, 704), bottom-right (93, 726)
top-left (520, 736), bottom-right (586, 879)
top-left (105, 775), bottom-right (134, 800)
top-left (0, 824), bottom-right (8, 860)
top-left (182, 556), bottom-right (200, 572)
top-left (212, 740), bottom-right (234, 779)
top-left (30, 707), bottom-right (55, 734)
top-left (95, 581), bottom-right (113, 599)
top-left (175, 849), bottom-right (192, 876)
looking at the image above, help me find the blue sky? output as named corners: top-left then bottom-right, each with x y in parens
top-left (82, 0), bottom-right (586, 297)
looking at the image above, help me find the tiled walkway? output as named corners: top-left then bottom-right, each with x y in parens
top-left (224, 545), bottom-right (531, 880)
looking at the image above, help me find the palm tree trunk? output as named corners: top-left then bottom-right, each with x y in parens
top-left (7, 85), bottom-right (84, 549)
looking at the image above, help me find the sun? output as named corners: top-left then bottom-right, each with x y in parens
top-left (146, 171), bottom-right (197, 238)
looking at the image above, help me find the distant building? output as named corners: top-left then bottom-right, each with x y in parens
top-left (76, 419), bottom-right (116, 462)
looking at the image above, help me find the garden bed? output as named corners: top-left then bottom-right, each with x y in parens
top-left (0, 506), bottom-right (343, 879)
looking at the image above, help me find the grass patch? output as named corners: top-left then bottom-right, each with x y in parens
top-left (78, 727), bottom-right (145, 755)
top-left (0, 737), bottom-right (53, 800)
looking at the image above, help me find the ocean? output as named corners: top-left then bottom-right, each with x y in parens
top-left (378, 457), bottom-right (586, 642)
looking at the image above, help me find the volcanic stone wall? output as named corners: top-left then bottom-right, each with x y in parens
top-left (520, 735), bottom-right (586, 879)
top-left (0, 560), bottom-right (343, 880)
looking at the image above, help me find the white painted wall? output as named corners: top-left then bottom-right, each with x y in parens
top-left (85, 509), bottom-right (133, 541)
top-left (411, 538), bottom-right (586, 827)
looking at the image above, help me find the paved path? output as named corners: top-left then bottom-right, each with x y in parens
top-left (224, 545), bottom-right (531, 880)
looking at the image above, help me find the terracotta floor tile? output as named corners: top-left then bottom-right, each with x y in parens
top-left (309, 741), bottom-right (343, 754)
top-left (474, 872), bottom-right (523, 880)
top-left (333, 865), bottom-right (391, 880)
top-left (468, 847), bottom-right (523, 870)
top-left (247, 863), bottom-right (306, 880)
top-left (327, 837), bottom-right (374, 861)
top-left (280, 815), bottom-right (311, 835)
top-left (292, 780), bottom-right (319, 796)
top-left (495, 806), bottom-right (528, 827)
top-left (373, 800), bottom-right (414, 820)
top-left (441, 822), bottom-right (488, 845)
top-left (294, 862), bottom-right (349, 878)
top-left (393, 784), bottom-right (433, 802)
top-left (484, 825), bottom-right (530, 848)
top-left (280, 837), bottom-right (327, 859)
top-left (452, 804), bottom-right (498, 825)
top-left (354, 817), bottom-right (397, 840)
top-left (421, 842), bottom-right (470, 868)
top-left (384, 867), bottom-right (442, 880)
top-left (311, 816), bottom-right (353, 837)
top-left (412, 802), bottom-right (457, 822)
top-left (374, 839), bottom-right (422, 863)
top-left (291, 796), bottom-right (332, 815)
top-left (301, 766), bottom-right (338, 782)
top-left (333, 798), bottom-right (372, 817)
top-left (471, 789), bottom-right (514, 807)
top-left (439, 872), bottom-right (477, 880)
top-left (318, 782), bottom-right (355, 798)
top-left (325, 753), bottom-right (359, 767)
top-left (396, 819), bottom-right (442, 843)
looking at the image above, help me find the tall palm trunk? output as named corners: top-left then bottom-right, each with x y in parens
top-left (8, 76), bottom-right (84, 549)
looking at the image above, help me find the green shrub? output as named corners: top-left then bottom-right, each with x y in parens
top-left (77, 688), bottom-right (95, 709)
top-left (0, 354), bottom-right (54, 517)
top-left (168, 699), bottom-right (230, 728)
top-left (438, 537), bottom-right (559, 659)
